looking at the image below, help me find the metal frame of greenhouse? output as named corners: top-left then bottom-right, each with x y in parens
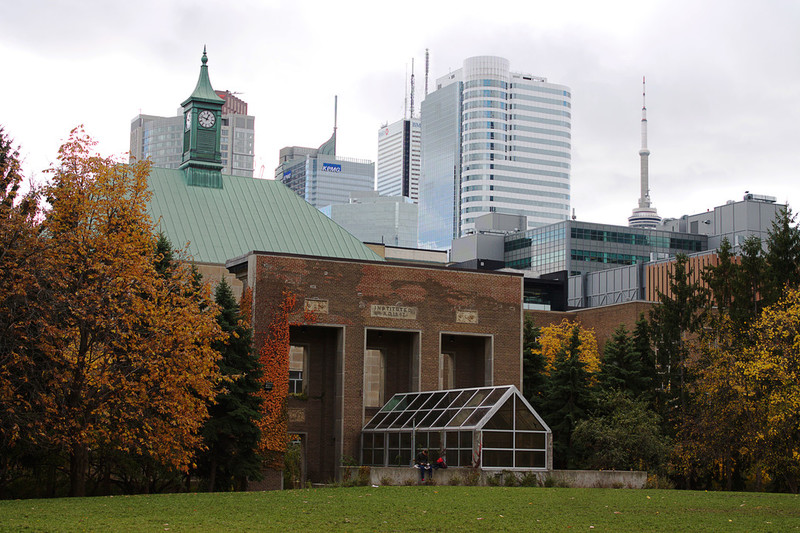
top-left (361, 385), bottom-right (551, 470)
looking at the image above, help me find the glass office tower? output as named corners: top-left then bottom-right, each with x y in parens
top-left (418, 56), bottom-right (571, 250)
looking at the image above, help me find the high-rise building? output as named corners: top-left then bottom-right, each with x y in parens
top-left (377, 118), bottom-right (422, 202)
top-left (130, 90), bottom-right (255, 177)
top-left (275, 131), bottom-right (375, 209)
top-left (418, 56), bottom-right (572, 250)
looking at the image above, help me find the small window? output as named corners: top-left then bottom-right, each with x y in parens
top-left (289, 345), bottom-right (307, 394)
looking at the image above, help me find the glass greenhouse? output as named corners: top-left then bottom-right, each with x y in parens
top-left (361, 385), bottom-right (551, 470)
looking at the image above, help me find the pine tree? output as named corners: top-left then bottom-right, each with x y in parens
top-left (763, 206), bottom-right (800, 307)
top-left (540, 326), bottom-right (595, 469)
top-left (198, 279), bottom-right (263, 491)
top-left (631, 314), bottom-right (657, 405)
top-left (598, 325), bottom-right (643, 395)
top-left (521, 317), bottom-right (546, 411)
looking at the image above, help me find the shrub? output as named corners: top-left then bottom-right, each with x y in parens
top-left (519, 472), bottom-right (540, 487)
top-left (503, 470), bottom-right (519, 487)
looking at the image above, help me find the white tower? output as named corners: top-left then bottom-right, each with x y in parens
top-left (628, 77), bottom-right (661, 228)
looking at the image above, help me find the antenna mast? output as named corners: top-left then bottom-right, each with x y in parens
top-left (410, 58), bottom-right (416, 119)
top-left (638, 76), bottom-right (650, 208)
top-left (425, 49), bottom-right (430, 96)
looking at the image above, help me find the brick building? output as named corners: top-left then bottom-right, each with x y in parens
top-left (227, 251), bottom-right (524, 485)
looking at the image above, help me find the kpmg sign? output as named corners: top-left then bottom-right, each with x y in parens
top-left (322, 163), bottom-right (342, 173)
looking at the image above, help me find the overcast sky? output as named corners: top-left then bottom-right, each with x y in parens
top-left (2, 0), bottom-right (799, 226)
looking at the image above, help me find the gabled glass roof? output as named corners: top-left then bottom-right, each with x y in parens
top-left (362, 385), bottom-right (550, 433)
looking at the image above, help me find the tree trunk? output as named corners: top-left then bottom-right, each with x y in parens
top-left (208, 458), bottom-right (217, 492)
top-left (69, 442), bottom-right (88, 497)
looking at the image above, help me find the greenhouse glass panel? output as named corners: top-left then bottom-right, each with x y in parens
top-left (465, 388), bottom-right (490, 407)
top-left (516, 403), bottom-right (545, 430)
top-left (447, 407), bottom-right (474, 427)
top-left (484, 398), bottom-right (513, 429)
top-left (464, 407), bottom-right (490, 426)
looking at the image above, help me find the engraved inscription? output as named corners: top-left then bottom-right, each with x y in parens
top-left (288, 408), bottom-right (305, 423)
top-left (370, 304), bottom-right (417, 320)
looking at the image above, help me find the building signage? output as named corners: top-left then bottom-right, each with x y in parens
top-left (456, 310), bottom-right (479, 324)
top-left (288, 408), bottom-right (305, 423)
top-left (371, 304), bottom-right (417, 320)
top-left (304, 299), bottom-right (329, 314)
top-left (283, 170), bottom-right (291, 178)
top-left (322, 163), bottom-right (342, 173)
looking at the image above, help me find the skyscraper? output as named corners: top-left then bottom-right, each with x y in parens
top-left (418, 56), bottom-right (572, 250)
top-left (130, 90), bottom-right (255, 177)
top-left (275, 132), bottom-right (375, 210)
top-left (376, 118), bottom-right (421, 202)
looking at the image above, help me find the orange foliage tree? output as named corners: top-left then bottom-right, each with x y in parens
top-left (256, 290), bottom-right (315, 469)
top-left (27, 129), bottom-right (223, 496)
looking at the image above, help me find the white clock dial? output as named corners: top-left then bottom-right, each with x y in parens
top-left (198, 110), bottom-right (216, 128)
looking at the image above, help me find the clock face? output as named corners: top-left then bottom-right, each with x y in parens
top-left (185, 112), bottom-right (191, 130)
top-left (198, 110), bottom-right (216, 128)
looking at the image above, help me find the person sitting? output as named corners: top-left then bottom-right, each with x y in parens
top-left (415, 448), bottom-right (432, 483)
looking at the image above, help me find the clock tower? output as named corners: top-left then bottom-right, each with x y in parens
top-left (180, 47), bottom-right (225, 188)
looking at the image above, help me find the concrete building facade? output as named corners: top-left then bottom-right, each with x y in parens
top-left (321, 191), bottom-right (419, 248)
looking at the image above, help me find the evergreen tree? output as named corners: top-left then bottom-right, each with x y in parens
top-left (521, 317), bottom-right (546, 411)
top-left (598, 325), bottom-right (650, 398)
top-left (763, 206), bottom-right (800, 307)
top-left (649, 253), bottom-right (706, 424)
top-left (631, 314), bottom-right (657, 405)
top-left (702, 237), bottom-right (736, 313)
top-left (198, 279), bottom-right (263, 491)
top-left (540, 326), bottom-right (594, 469)
top-left (731, 235), bottom-right (765, 329)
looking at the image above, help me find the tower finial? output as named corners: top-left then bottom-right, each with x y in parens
top-left (202, 45), bottom-right (208, 65)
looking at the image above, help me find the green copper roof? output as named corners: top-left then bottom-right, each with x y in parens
top-left (318, 131), bottom-right (336, 156)
top-left (147, 168), bottom-right (384, 264)
top-left (181, 47), bottom-right (225, 106)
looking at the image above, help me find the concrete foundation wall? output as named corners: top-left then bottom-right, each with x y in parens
top-left (344, 467), bottom-right (647, 489)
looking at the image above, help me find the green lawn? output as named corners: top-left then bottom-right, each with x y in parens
top-left (1, 486), bottom-right (798, 532)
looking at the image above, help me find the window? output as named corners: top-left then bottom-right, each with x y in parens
top-left (289, 345), bottom-right (307, 394)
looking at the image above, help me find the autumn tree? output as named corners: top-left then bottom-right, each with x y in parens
top-left (534, 319), bottom-right (601, 376)
top-left (197, 279), bottom-right (263, 491)
top-left (28, 129), bottom-right (223, 497)
top-left (0, 127), bottom-right (46, 493)
top-left (742, 288), bottom-right (800, 493)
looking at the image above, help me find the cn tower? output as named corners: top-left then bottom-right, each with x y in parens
top-left (628, 77), bottom-right (661, 228)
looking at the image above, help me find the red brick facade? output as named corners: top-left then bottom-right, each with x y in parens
top-left (230, 252), bottom-right (523, 484)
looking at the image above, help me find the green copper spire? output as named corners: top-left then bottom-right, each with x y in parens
top-left (181, 46), bottom-right (225, 106)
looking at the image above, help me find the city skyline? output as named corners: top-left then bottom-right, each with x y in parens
top-left (2, 0), bottom-right (799, 227)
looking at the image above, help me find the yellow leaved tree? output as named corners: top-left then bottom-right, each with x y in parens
top-left (535, 319), bottom-right (601, 375)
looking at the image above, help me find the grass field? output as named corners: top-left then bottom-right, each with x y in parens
top-left (1, 486), bottom-right (798, 532)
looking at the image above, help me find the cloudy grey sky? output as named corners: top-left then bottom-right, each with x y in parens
top-left (2, 0), bottom-right (798, 226)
